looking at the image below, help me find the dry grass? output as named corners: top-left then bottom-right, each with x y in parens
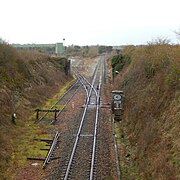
top-left (0, 43), bottom-right (72, 179)
top-left (113, 42), bottom-right (180, 179)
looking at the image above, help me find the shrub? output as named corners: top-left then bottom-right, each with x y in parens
top-left (112, 55), bottom-right (122, 74)
top-left (166, 64), bottom-right (180, 88)
top-left (116, 41), bottom-right (180, 179)
top-left (111, 54), bottom-right (129, 75)
top-left (144, 62), bottom-right (156, 78)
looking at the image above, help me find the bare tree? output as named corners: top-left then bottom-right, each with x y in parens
top-left (174, 28), bottom-right (180, 40)
top-left (0, 38), bottom-right (7, 44)
top-left (147, 37), bottom-right (171, 45)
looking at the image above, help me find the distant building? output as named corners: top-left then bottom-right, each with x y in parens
top-left (112, 46), bottom-right (125, 54)
top-left (55, 43), bottom-right (64, 55)
top-left (12, 43), bottom-right (65, 55)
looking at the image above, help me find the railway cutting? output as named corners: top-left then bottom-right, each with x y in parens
top-left (32, 55), bottom-right (120, 180)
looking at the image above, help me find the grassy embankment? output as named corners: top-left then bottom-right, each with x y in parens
top-left (0, 42), bottom-right (73, 179)
top-left (111, 41), bottom-right (180, 179)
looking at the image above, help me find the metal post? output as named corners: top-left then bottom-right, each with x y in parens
top-left (36, 109), bottom-right (39, 120)
top-left (54, 109), bottom-right (57, 121)
top-left (123, 81), bottom-right (126, 97)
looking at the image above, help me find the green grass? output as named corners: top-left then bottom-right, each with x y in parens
top-left (38, 80), bottom-right (74, 119)
top-left (11, 121), bottom-right (50, 167)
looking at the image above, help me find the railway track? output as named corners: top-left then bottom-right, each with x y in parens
top-left (60, 59), bottom-right (103, 180)
top-left (44, 55), bottom-right (117, 180)
top-left (35, 80), bottom-right (81, 124)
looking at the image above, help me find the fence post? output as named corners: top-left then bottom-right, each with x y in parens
top-left (54, 109), bottom-right (57, 121)
top-left (36, 109), bottom-right (39, 120)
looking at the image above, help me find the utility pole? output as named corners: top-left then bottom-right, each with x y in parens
top-left (63, 38), bottom-right (65, 54)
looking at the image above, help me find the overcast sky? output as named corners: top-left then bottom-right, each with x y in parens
top-left (0, 0), bottom-right (179, 45)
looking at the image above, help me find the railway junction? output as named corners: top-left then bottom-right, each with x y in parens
top-left (22, 55), bottom-right (123, 180)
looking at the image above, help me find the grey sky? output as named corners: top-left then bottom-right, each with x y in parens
top-left (0, 0), bottom-right (179, 45)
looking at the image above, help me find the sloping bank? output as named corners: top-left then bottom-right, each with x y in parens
top-left (0, 43), bottom-right (72, 179)
top-left (112, 43), bottom-right (180, 179)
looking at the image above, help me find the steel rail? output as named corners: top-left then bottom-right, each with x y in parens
top-left (103, 56), bottom-right (107, 84)
top-left (42, 131), bottom-right (60, 168)
top-left (90, 72), bottom-right (102, 179)
top-left (75, 67), bottom-right (98, 98)
top-left (112, 116), bottom-right (121, 180)
top-left (64, 61), bottom-right (100, 180)
top-left (73, 70), bottom-right (89, 101)
top-left (35, 80), bottom-right (79, 123)
top-left (55, 84), bottom-right (82, 119)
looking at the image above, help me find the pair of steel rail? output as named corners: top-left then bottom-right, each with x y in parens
top-left (42, 131), bottom-right (60, 168)
top-left (63, 60), bottom-right (103, 180)
top-left (34, 57), bottom-right (106, 179)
